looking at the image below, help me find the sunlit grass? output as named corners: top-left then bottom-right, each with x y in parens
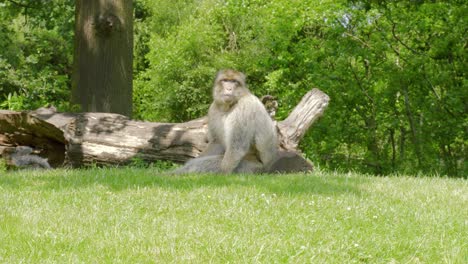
top-left (0, 168), bottom-right (466, 263)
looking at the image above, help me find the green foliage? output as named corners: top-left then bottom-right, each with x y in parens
top-left (135, 0), bottom-right (466, 177)
top-left (0, 158), bottom-right (6, 172)
top-left (135, 0), bottom-right (345, 121)
top-left (0, 0), bottom-right (74, 111)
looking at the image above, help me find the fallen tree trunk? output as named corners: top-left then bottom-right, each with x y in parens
top-left (0, 88), bottom-right (329, 170)
top-left (0, 110), bottom-right (66, 167)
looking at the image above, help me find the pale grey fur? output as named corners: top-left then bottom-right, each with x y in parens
top-left (172, 154), bottom-right (263, 174)
top-left (174, 69), bottom-right (278, 174)
top-left (208, 87), bottom-right (278, 172)
top-left (11, 146), bottom-right (51, 169)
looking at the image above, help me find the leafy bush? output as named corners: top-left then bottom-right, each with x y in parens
top-left (135, 0), bottom-right (466, 177)
top-left (0, 0), bottom-right (74, 111)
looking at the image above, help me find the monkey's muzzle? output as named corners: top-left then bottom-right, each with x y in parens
top-left (221, 94), bottom-right (235, 104)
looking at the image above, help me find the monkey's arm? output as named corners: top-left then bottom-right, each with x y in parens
top-left (199, 124), bottom-right (225, 157)
top-left (199, 142), bottom-right (224, 157)
top-left (220, 121), bottom-right (253, 173)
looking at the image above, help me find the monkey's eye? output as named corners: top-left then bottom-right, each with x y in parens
top-left (222, 79), bottom-right (239, 85)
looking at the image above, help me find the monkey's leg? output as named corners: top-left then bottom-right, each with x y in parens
top-left (253, 110), bottom-right (278, 166)
top-left (234, 160), bottom-right (263, 174)
top-left (172, 155), bottom-right (224, 174)
top-left (257, 146), bottom-right (277, 169)
top-left (172, 155), bottom-right (262, 175)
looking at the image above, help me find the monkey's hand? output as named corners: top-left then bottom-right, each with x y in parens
top-left (199, 142), bottom-right (224, 157)
top-left (220, 152), bottom-right (244, 174)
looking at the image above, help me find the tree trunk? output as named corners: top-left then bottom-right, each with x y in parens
top-left (72, 0), bottom-right (133, 117)
top-left (1, 89), bottom-right (330, 170)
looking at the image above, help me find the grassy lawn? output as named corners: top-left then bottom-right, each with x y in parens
top-left (0, 168), bottom-right (466, 263)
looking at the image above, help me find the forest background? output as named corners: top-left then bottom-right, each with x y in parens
top-left (0, 0), bottom-right (466, 177)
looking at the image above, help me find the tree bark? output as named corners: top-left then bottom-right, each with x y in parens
top-left (72, 0), bottom-right (133, 117)
top-left (1, 89), bottom-right (330, 169)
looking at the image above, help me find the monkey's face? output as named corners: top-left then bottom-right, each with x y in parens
top-left (217, 79), bottom-right (240, 104)
top-left (213, 70), bottom-right (247, 105)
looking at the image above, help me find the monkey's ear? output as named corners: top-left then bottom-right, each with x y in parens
top-left (215, 70), bottom-right (226, 80)
top-left (238, 71), bottom-right (246, 83)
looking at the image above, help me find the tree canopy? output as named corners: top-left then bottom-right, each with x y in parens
top-left (0, 0), bottom-right (466, 177)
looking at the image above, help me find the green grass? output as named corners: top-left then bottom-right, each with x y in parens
top-left (0, 168), bottom-right (466, 263)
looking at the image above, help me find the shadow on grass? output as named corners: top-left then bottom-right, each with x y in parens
top-left (0, 168), bottom-right (365, 196)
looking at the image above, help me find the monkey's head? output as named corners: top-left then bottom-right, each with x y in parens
top-left (213, 69), bottom-right (249, 105)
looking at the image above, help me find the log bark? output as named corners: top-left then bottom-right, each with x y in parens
top-left (63, 114), bottom-right (208, 167)
top-left (277, 88), bottom-right (330, 150)
top-left (0, 110), bottom-right (66, 167)
top-left (1, 88), bottom-right (329, 169)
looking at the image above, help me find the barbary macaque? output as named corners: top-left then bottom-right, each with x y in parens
top-left (174, 69), bottom-right (278, 174)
